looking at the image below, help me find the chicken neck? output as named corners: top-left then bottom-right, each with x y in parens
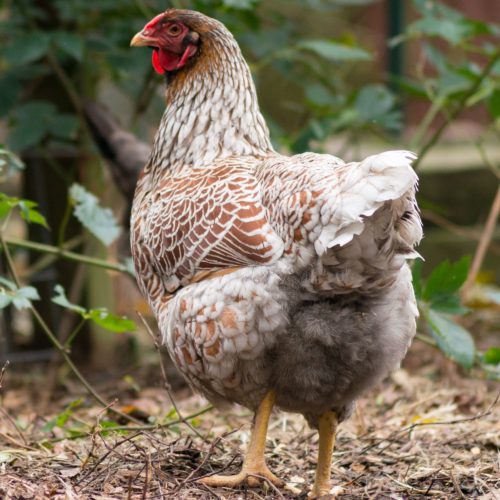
top-left (148, 29), bottom-right (274, 178)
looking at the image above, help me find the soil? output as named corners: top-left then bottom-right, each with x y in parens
top-left (0, 344), bottom-right (498, 499)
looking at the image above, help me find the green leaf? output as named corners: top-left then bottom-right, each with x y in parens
top-left (18, 200), bottom-right (49, 228)
top-left (3, 32), bottom-right (50, 65)
top-left (428, 295), bottom-right (468, 315)
top-left (52, 285), bottom-right (86, 314)
top-left (69, 183), bottom-right (121, 246)
top-left (0, 194), bottom-right (19, 219)
top-left (8, 121), bottom-right (47, 151)
top-left (409, 17), bottom-right (470, 45)
top-left (488, 89), bottom-right (500, 119)
top-left (411, 259), bottom-right (423, 299)
top-left (305, 84), bottom-right (337, 107)
top-left (482, 347), bottom-right (500, 365)
top-left (426, 310), bottom-right (475, 368)
top-left (354, 84), bottom-right (401, 131)
top-left (12, 286), bottom-right (41, 309)
top-left (9, 101), bottom-right (78, 151)
top-left (0, 277), bottom-right (16, 291)
top-left (52, 32), bottom-right (84, 61)
top-left (298, 39), bottom-right (371, 62)
top-left (42, 399), bottom-right (82, 433)
top-left (0, 146), bottom-right (24, 181)
top-left (52, 285), bottom-right (136, 332)
top-left (0, 194), bottom-right (48, 227)
top-left (0, 74), bottom-right (22, 115)
top-left (0, 294), bottom-right (13, 309)
top-left (48, 114), bottom-right (79, 140)
top-left (87, 309), bottom-right (136, 333)
top-left (8, 101), bottom-right (55, 151)
top-left (423, 256), bottom-right (471, 302)
top-left (0, 278), bottom-right (40, 310)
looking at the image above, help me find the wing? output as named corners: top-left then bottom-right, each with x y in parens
top-left (132, 161), bottom-right (284, 298)
top-left (256, 150), bottom-right (420, 257)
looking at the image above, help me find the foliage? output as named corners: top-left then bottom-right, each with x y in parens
top-left (413, 258), bottom-right (499, 377)
top-left (52, 285), bottom-right (136, 333)
top-left (69, 184), bottom-right (121, 247)
top-left (0, 193), bottom-right (48, 228)
top-left (0, 276), bottom-right (40, 310)
top-left (0, 0), bottom-right (498, 391)
top-left (0, 144), bottom-right (24, 181)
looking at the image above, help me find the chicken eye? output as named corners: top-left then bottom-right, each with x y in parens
top-left (167, 24), bottom-right (182, 36)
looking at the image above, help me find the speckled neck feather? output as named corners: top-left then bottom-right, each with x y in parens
top-left (148, 22), bottom-right (273, 177)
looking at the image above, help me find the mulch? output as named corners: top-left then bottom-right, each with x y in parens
top-left (0, 346), bottom-right (499, 499)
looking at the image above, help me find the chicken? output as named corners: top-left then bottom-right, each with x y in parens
top-left (130, 10), bottom-right (422, 497)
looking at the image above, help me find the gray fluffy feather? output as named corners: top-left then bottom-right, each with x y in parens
top-left (268, 268), bottom-right (416, 428)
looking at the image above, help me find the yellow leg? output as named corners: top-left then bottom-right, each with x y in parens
top-left (199, 390), bottom-right (283, 488)
top-left (309, 411), bottom-right (338, 499)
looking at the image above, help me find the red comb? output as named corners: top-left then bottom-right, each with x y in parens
top-left (144, 13), bottom-right (165, 31)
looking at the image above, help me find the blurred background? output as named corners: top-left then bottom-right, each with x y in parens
top-left (0, 0), bottom-right (499, 395)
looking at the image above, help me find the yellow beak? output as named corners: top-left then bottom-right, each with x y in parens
top-left (130, 31), bottom-right (151, 47)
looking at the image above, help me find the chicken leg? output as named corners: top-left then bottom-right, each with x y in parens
top-left (199, 390), bottom-right (283, 488)
top-left (309, 411), bottom-right (338, 498)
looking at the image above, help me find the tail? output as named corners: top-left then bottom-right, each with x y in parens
top-left (83, 101), bottom-right (150, 203)
top-left (315, 150), bottom-right (421, 255)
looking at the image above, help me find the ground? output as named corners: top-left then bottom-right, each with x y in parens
top-left (0, 344), bottom-right (499, 499)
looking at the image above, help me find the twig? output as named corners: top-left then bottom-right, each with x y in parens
top-left (0, 431), bottom-right (38, 451)
top-left (358, 391), bottom-right (499, 457)
top-left (45, 405), bottom-right (214, 443)
top-left (250, 475), bottom-right (286, 499)
top-left (25, 235), bottom-right (84, 278)
top-left (141, 450), bottom-right (151, 500)
top-left (4, 236), bottom-right (131, 275)
top-left (0, 407), bottom-right (29, 446)
top-left (0, 360), bottom-right (9, 389)
top-left (415, 333), bottom-right (437, 348)
top-left (137, 311), bottom-right (212, 445)
top-left (77, 431), bottom-right (143, 486)
top-left (476, 139), bottom-right (500, 181)
top-left (461, 186), bottom-right (500, 300)
top-left (421, 209), bottom-right (500, 256)
top-left (450, 470), bottom-right (465, 499)
top-left (40, 264), bottom-right (87, 412)
top-left (386, 474), bottom-right (442, 496)
top-left (407, 390), bottom-right (499, 429)
top-left (0, 234), bottom-right (141, 425)
top-left (176, 434), bottom-right (224, 488)
top-left (412, 49), bottom-right (500, 171)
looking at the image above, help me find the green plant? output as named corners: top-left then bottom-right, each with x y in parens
top-left (0, 0), bottom-right (499, 414)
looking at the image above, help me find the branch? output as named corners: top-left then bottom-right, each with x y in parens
top-left (461, 185), bottom-right (500, 300)
top-left (4, 236), bottom-right (132, 275)
top-left (137, 312), bottom-right (213, 445)
top-left (421, 209), bottom-right (500, 257)
top-left (0, 234), bottom-right (140, 425)
top-left (46, 404), bottom-right (214, 443)
top-left (412, 49), bottom-right (500, 171)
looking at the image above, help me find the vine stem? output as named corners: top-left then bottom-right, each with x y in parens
top-left (46, 404), bottom-right (214, 443)
top-left (461, 186), bottom-right (500, 301)
top-left (412, 49), bottom-right (500, 171)
top-left (4, 237), bottom-right (132, 275)
top-left (0, 234), bottom-right (140, 425)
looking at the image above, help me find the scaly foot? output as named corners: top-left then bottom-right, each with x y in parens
top-left (198, 463), bottom-right (283, 488)
top-left (308, 482), bottom-right (332, 498)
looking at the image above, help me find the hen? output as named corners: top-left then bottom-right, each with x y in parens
top-left (130, 10), bottom-right (422, 497)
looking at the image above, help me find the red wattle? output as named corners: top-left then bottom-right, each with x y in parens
top-left (152, 46), bottom-right (197, 74)
top-left (152, 50), bottom-right (165, 74)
